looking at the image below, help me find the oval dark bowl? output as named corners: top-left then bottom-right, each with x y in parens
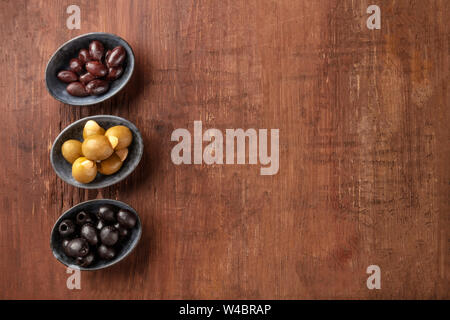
top-left (45, 32), bottom-right (135, 106)
top-left (50, 199), bottom-right (142, 271)
top-left (50, 115), bottom-right (143, 189)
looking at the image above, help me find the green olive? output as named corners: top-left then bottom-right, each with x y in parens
top-left (83, 120), bottom-right (105, 139)
top-left (81, 135), bottom-right (114, 161)
top-left (98, 153), bottom-right (123, 175)
top-left (115, 148), bottom-right (128, 162)
top-left (61, 139), bottom-right (83, 164)
top-left (104, 125), bottom-right (132, 150)
top-left (72, 157), bottom-right (97, 183)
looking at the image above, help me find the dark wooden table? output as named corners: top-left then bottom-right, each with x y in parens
top-left (0, 0), bottom-right (448, 299)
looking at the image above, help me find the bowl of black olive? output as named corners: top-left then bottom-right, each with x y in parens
top-left (45, 32), bottom-right (135, 106)
top-left (50, 199), bottom-right (142, 270)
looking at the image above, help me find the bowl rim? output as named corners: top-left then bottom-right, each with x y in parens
top-left (50, 115), bottom-right (144, 189)
top-left (45, 32), bottom-right (135, 106)
top-left (50, 199), bottom-right (143, 271)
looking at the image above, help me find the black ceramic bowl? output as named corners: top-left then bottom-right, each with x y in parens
top-left (50, 199), bottom-right (142, 271)
top-left (45, 32), bottom-right (135, 106)
top-left (50, 115), bottom-right (143, 189)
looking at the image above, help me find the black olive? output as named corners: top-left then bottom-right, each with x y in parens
top-left (76, 252), bottom-right (95, 267)
top-left (63, 243), bottom-right (72, 257)
top-left (98, 244), bottom-right (115, 260)
top-left (117, 209), bottom-right (136, 229)
top-left (96, 219), bottom-right (106, 230)
top-left (114, 223), bottom-right (129, 238)
top-left (97, 205), bottom-right (116, 222)
top-left (76, 211), bottom-right (93, 225)
top-left (81, 223), bottom-right (98, 246)
top-left (58, 219), bottom-right (76, 237)
top-left (62, 239), bottom-right (70, 251)
top-left (65, 238), bottom-right (90, 257)
top-left (100, 226), bottom-right (119, 246)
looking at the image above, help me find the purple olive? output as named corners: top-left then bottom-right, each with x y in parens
top-left (66, 82), bottom-right (89, 97)
top-left (104, 50), bottom-right (112, 66)
top-left (86, 79), bottom-right (109, 95)
top-left (105, 66), bottom-right (124, 81)
top-left (106, 46), bottom-right (126, 67)
top-left (78, 49), bottom-right (93, 64)
top-left (57, 70), bottom-right (78, 83)
top-left (85, 61), bottom-right (108, 77)
top-left (89, 40), bottom-right (105, 61)
top-left (79, 72), bottom-right (97, 85)
top-left (69, 58), bottom-right (84, 74)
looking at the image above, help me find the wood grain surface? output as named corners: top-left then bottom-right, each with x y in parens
top-left (0, 0), bottom-right (448, 299)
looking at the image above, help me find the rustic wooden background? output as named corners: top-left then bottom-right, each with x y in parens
top-left (0, 0), bottom-right (448, 299)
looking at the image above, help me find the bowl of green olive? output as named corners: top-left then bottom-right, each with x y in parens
top-left (50, 115), bottom-right (143, 189)
top-left (50, 199), bottom-right (142, 270)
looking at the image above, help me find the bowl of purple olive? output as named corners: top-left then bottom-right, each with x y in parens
top-left (45, 32), bottom-right (135, 106)
top-left (50, 199), bottom-right (142, 270)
